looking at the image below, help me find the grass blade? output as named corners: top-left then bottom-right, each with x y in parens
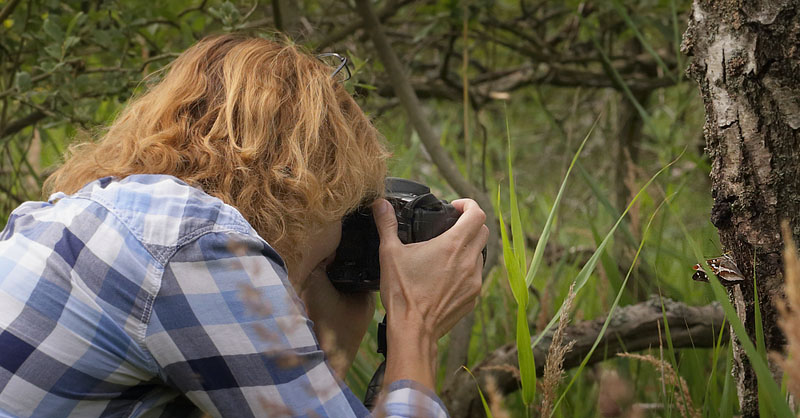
top-left (719, 347), bottom-right (735, 417)
top-left (506, 109), bottom-right (527, 278)
top-left (659, 294), bottom-right (694, 416)
top-left (462, 366), bottom-right (494, 418)
top-left (517, 303), bottom-right (536, 407)
top-left (497, 188), bottom-right (526, 307)
top-left (753, 256), bottom-right (771, 417)
top-left (610, 0), bottom-right (675, 81)
top-left (525, 117), bottom-right (600, 287)
top-left (498, 184), bottom-right (535, 410)
top-left (498, 108), bottom-right (538, 412)
top-left (552, 192), bottom-right (675, 414)
top-left (533, 151), bottom-right (683, 349)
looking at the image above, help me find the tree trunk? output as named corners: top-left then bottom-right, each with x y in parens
top-left (683, 1), bottom-right (800, 415)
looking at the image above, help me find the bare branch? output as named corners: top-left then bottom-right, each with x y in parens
top-left (178, 0), bottom-right (208, 18)
top-left (0, 111), bottom-right (45, 139)
top-left (314, 0), bottom-right (414, 50)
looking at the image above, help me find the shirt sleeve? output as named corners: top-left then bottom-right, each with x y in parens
top-left (144, 230), bottom-right (448, 418)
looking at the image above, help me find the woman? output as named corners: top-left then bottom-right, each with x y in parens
top-left (0, 34), bottom-right (487, 417)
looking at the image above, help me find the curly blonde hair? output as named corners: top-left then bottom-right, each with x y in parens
top-left (44, 34), bottom-right (389, 268)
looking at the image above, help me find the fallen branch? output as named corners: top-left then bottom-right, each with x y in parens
top-left (440, 296), bottom-right (726, 417)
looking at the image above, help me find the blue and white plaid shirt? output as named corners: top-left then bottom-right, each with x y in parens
top-left (0, 175), bottom-right (447, 418)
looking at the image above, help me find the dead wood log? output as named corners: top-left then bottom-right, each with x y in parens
top-left (441, 296), bottom-right (725, 417)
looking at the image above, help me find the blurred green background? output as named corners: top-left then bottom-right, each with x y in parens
top-left (1, 0), bottom-right (736, 416)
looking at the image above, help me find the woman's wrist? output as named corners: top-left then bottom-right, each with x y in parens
top-left (384, 319), bottom-right (438, 390)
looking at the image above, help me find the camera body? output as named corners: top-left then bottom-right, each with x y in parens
top-left (326, 178), bottom-right (460, 292)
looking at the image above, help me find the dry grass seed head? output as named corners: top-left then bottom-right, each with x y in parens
top-left (539, 282), bottom-right (577, 417)
top-left (773, 221), bottom-right (800, 400)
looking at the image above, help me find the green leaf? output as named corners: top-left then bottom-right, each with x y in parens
top-left (412, 20), bottom-right (438, 43)
top-left (63, 36), bottom-right (81, 52)
top-left (719, 347), bottom-right (735, 417)
top-left (753, 259), bottom-right (772, 417)
top-left (517, 303), bottom-right (536, 406)
top-left (44, 44), bottom-right (62, 60)
top-left (65, 12), bottom-right (86, 37)
top-left (14, 71), bottom-right (32, 92)
top-left (43, 18), bottom-right (64, 43)
top-left (610, 0), bottom-right (675, 81)
top-left (497, 188), bottom-right (526, 306)
top-left (353, 82), bottom-right (377, 91)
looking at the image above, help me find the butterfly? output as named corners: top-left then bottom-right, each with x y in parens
top-left (692, 254), bottom-right (745, 285)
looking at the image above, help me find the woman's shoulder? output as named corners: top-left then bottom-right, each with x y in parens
top-left (67, 174), bottom-right (261, 263)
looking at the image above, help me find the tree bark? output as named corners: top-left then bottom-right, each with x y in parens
top-left (440, 297), bottom-right (726, 418)
top-left (683, 1), bottom-right (800, 415)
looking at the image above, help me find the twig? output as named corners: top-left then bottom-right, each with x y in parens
top-left (315, 0), bottom-right (414, 50)
top-left (0, 0), bottom-right (22, 23)
top-left (0, 111), bottom-right (45, 139)
top-left (0, 72), bottom-right (58, 99)
top-left (178, 0), bottom-right (208, 18)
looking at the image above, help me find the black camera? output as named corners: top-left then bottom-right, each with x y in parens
top-left (326, 178), bottom-right (461, 292)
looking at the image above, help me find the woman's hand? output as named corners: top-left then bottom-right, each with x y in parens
top-left (372, 197), bottom-right (489, 389)
top-left (299, 260), bottom-right (375, 379)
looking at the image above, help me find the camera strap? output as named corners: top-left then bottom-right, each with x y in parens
top-left (363, 315), bottom-right (387, 409)
top-left (377, 315), bottom-right (387, 355)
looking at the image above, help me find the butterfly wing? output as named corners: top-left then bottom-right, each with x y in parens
top-left (692, 263), bottom-right (709, 282)
top-left (692, 255), bottom-right (744, 285)
top-left (715, 254), bottom-right (745, 283)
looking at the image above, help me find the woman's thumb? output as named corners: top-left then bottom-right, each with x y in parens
top-left (372, 199), bottom-right (400, 245)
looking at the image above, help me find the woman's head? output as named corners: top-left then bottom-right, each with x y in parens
top-left (45, 34), bottom-right (389, 267)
